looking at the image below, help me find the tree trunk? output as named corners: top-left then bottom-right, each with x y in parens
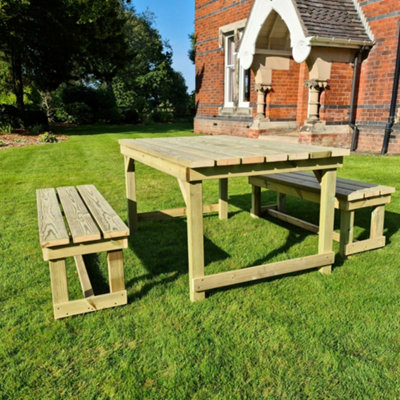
top-left (11, 47), bottom-right (24, 114)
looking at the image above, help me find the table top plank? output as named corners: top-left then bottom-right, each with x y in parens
top-left (57, 186), bottom-right (101, 243)
top-left (158, 136), bottom-right (266, 164)
top-left (119, 138), bottom-right (215, 168)
top-left (141, 137), bottom-right (241, 166)
top-left (37, 188), bottom-right (70, 248)
top-left (213, 136), bottom-right (311, 161)
top-left (119, 135), bottom-right (350, 169)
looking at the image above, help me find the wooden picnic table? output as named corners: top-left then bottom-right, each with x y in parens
top-left (119, 135), bottom-right (350, 301)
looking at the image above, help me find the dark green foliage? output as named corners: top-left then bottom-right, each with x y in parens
top-left (39, 132), bottom-right (57, 143)
top-left (0, 104), bottom-right (23, 127)
top-left (60, 86), bottom-right (120, 124)
top-left (113, 10), bottom-right (192, 122)
top-left (188, 32), bottom-right (196, 64)
top-left (23, 108), bottom-right (48, 129)
top-left (0, 0), bottom-right (128, 114)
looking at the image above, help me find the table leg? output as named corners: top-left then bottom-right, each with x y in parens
top-left (340, 210), bottom-right (354, 257)
top-left (250, 185), bottom-right (261, 218)
top-left (318, 169), bottom-right (337, 274)
top-left (124, 156), bottom-right (138, 234)
top-left (186, 181), bottom-right (205, 301)
top-left (219, 178), bottom-right (228, 220)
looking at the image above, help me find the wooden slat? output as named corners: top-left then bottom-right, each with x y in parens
top-left (214, 135), bottom-right (295, 161)
top-left (37, 188), bottom-right (70, 248)
top-left (120, 139), bottom-right (215, 168)
top-left (53, 290), bottom-right (127, 319)
top-left (193, 252), bottom-right (335, 292)
top-left (57, 186), bottom-right (101, 244)
top-left (264, 208), bottom-right (341, 242)
top-left (107, 250), bottom-right (125, 293)
top-left (49, 259), bottom-right (69, 305)
top-left (251, 172), bottom-right (395, 202)
top-left (74, 255), bottom-right (94, 298)
top-left (344, 237), bottom-right (386, 256)
top-left (189, 156), bottom-right (344, 181)
top-left (145, 138), bottom-right (241, 166)
top-left (137, 204), bottom-right (220, 221)
top-left (43, 238), bottom-right (128, 262)
top-left (168, 136), bottom-right (266, 164)
top-left (219, 178), bottom-right (228, 219)
top-left (77, 185), bottom-right (129, 239)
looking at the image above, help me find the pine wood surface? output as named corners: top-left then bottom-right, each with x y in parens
top-left (119, 135), bottom-right (350, 169)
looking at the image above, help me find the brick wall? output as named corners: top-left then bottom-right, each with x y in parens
top-left (195, 0), bottom-right (254, 135)
top-left (195, 0), bottom-right (400, 153)
top-left (355, 0), bottom-right (400, 152)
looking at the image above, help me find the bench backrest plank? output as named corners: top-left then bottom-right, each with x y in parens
top-left (77, 185), bottom-right (129, 239)
top-left (37, 188), bottom-right (70, 248)
top-left (57, 186), bottom-right (101, 244)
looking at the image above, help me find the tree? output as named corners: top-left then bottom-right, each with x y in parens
top-left (113, 9), bottom-right (190, 120)
top-left (188, 33), bottom-right (196, 64)
top-left (0, 0), bottom-right (128, 113)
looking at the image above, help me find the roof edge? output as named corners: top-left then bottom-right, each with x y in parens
top-left (351, 0), bottom-right (375, 42)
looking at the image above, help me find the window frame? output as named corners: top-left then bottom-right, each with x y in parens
top-left (224, 34), bottom-right (235, 108)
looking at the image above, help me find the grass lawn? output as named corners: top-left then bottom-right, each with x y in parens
top-left (1, 121), bottom-right (400, 399)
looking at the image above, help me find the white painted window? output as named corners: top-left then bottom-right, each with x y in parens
top-left (224, 34), bottom-right (235, 107)
top-left (224, 32), bottom-right (250, 108)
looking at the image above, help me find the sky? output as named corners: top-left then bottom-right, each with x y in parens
top-left (133, 1), bottom-right (195, 92)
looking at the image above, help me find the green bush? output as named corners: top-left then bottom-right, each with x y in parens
top-left (29, 124), bottom-right (46, 135)
top-left (61, 86), bottom-right (121, 124)
top-left (23, 109), bottom-right (48, 129)
top-left (0, 123), bottom-right (12, 134)
top-left (39, 132), bottom-right (57, 143)
top-left (0, 140), bottom-right (3, 147)
top-left (0, 104), bottom-right (23, 128)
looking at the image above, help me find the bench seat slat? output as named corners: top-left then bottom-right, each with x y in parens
top-left (57, 186), bottom-right (101, 244)
top-left (37, 188), bottom-right (70, 248)
top-left (77, 185), bottom-right (129, 239)
top-left (263, 172), bottom-right (394, 201)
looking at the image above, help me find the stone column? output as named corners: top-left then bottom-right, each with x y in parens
top-left (255, 83), bottom-right (271, 119)
top-left (304, 79), bottom-right (327, 123)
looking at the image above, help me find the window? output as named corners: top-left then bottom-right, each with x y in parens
top-left (224, 35), bottom-right (235, 107)
top-left (224, 32), bottom-right (250, 108)
top-left (239, 67), bottom-right (250, 107)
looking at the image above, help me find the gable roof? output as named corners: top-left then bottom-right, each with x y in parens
top-left (295, 0), bottom-right (371, 42)
top-left (238, 0), bottom-right (373, 68)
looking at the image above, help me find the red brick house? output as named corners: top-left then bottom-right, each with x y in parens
top-left (194, 0), bottom-right (400, 153)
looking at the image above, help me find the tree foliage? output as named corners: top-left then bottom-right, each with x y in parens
top-left (0, 1), bottom-right (192, 125)
top-left (113, 10), bottom-right (190, 121)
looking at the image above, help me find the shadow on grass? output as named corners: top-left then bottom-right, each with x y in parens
top-left (52, 121), bottom-right (193, 136)
top-left (128, 215), bottom-right (230, 300)
top-left (83, 253), bottom-right (110, 295)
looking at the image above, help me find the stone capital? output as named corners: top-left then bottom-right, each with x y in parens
top-left (255, 83), bottom-right (272, 93)
top-left (304, 79), bottom-right (328, 90)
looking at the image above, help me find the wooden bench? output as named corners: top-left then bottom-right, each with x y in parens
top-left (37, 185), bottom-right (129, 319)
top-left (249, 172), bottom-right (395, 257)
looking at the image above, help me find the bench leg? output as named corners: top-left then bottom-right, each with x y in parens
top-left (186, 181), bottom-right (205, 302)
top-left (370, 205), bottom-right (385, 239)
top-left (277, 193), bottom-right (286, 212)
top-left (317, 169), bottom-right (337, 274)
top-left (250, 185), bottom-right (261, 218)
top-left (49, 259), bottom-right (68, 317)
top-left (107, 250), bottom-right (125, 293)
top-left (340, 210), bottom-right (354, 257)
top-left (125, 156), bottom-right (138, 235)
top-left (219, 178), bottom-right (228, 220)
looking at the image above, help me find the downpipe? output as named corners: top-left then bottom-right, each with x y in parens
top-left (350, 47), bottom-right (364, 152)
top-left (381, 23), bottom-right (400, 155)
